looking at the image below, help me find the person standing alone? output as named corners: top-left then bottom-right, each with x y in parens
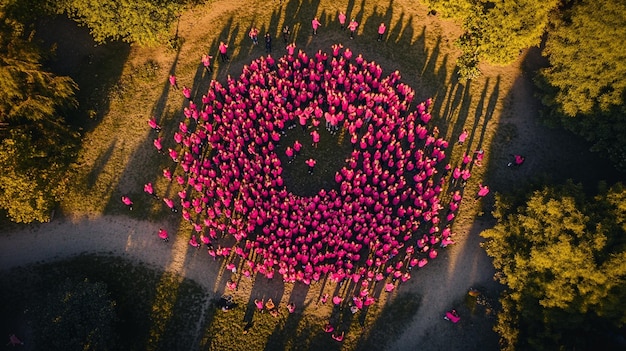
top-left (348, 18), bottom-right (359, 39)
top-left (312, 17), bottom-right (321, 35)
top-left (377, 22), bottom-right (386, 41)
top-left (219, 41), bottom-right (229, 62)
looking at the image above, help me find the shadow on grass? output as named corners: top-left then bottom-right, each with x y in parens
top-left (0, 255), bottom-right (207, 351)
top-left (354, 292), bottom-right (422, 350)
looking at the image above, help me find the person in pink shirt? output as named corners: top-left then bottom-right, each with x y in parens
top-left (148, 116), bottom-right (161, 132)
top-left (476, 183), bottom-right (490, 200)
top-left (153, 137), bottom-right (163, 153)
top-left (249, 26), bottom-right (259, 46)
top-left (158, 228), bottom-right (169, 242)
top-left (377, 22), bottom-right (386, 41)
top-left (444, 309), bottom-right (461, 323)
top-left (332, 331), bottom-right (344, 342)
top-left (144, 182), bottom-right (158, 199)
top-left (182, 86), bottom-right (191, 101)
top-left (306, 158), bottom-right (317, 174)
top-left (348, 19), bottom-right (358, 39)
top-left (254, 298), bottom-right (264, 312)
top-left (218, 41), bottom-right (229, 62)
top-left (311, 17), bottom-right (321, 35)
top-left (169, 74), bottom-right (178, 89)
top-left (458, 129), bottom-right (468, 145)
top-left (285, 146), bottom-right (294, 163)
top-left (201, 53), bottom-right (213, 73)
top-left (310, 130), bottom-right (320, 147)
top-left (338, 11), bottom-right (346, 30)
top-left (293, 140), bottom-right (302, 158)
top-left (121, 196), bottom-right (133, 210)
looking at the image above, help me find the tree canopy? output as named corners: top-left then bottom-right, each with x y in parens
top-left (427, 0), bottom-right (560, 79)
top-left (0, 5), bottom-right (79, 223)
top-left (481, 181), bottom-right (626, 350)
top-left (537, 0), bottom-right (626, 170)
top-left (56, 0), bottom-right (184, 46)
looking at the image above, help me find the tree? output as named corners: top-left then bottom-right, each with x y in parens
top-left (481, 181), bottom-right (626, 350)
top-left (28, 278), bottom-right (118, 351)
top-left (537, 0), bottom-right (626, 170)
top-left (0, 7), bottom-right (80, 222)
top-left (56, 0), bottom-right (184, 46)
top-left (427, 0), bottom-right (560, 79)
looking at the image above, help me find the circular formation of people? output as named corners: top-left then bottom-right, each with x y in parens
top-left (142, 39), bottom-right (488, 317)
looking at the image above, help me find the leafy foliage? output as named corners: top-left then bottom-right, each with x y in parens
top-left (28, 278), bottom-right (118, 351)
top-left (537, 0), bottom-right (626, 170)
top-left (481, 181), bottom-right (626, 350)
top-left (56, 0), bottom-right (184, 46)
top-left (0, 8), bottom-right (80, 223)
top-left (428, 0), bottom-right (560, 79)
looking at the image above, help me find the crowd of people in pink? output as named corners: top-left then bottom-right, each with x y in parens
top-left (143, 44), bottom-right (486, 317)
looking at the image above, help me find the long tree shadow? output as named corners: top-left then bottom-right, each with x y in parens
top-left (354, 292), bottom-right (422, 350)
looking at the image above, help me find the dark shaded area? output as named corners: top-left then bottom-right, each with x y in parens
top-left (0, 255), bottom-right (206, 351)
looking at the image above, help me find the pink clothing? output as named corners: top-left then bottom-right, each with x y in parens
top-left (378, 23), bottom-right (386, 34)
top-left (219, 42), bottom-right (228, 54)
top-left (445, 310), bottom-right (460, 323)
top-left (458, 130), bottom-right (468, 143)
top-left (158, 229), bottom-right (169, 240)
top-left (312, 18), bottom-right (321, 30)
top-left (338, 12), bottom-right (346, 25)
top-left (121, 196), bottom-right (132, 206)
top-left (477, 184), bottom-right (490, 197)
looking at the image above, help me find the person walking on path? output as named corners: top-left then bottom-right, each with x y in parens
top-left (158, 228), bottom-right (169, 242)
top-left (458, 129), bottom-right (468, 145)
top-left (265, 32), bottom-right (272, 53)
top-left (348, 18), bottom-right (359, 39)
top-left (121, 196), bottom-right (133, 210)
top-left (377, 22), bottom-right (386, 41)
top-left (219, 41), bottom-right (229, 62)
top-left (249, 27), bottom-right (259, 46)
top-left (169, 74), bottom-right (178, 90)
top-left (338, 11), bottom-right (346, 30)
top-left (201, 53), bottom-right (213, 73)
top-left (282, 25), bottom-right (290, 44)
top-left (312, 17), bottom-right (321, 35)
